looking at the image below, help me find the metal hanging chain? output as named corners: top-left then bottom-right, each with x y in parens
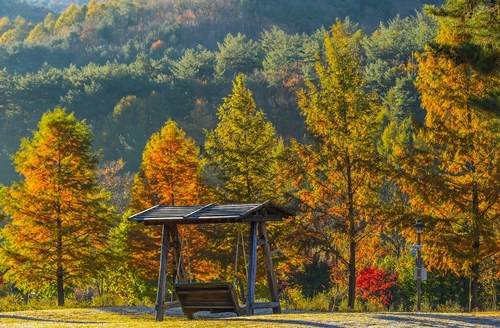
top-left (175, 237), bottom-right (184, 284)
top-left (185, 237), bottom-right (192, 283)
top-left (234, 224), bottom-right (248, 279)
top-left (240, 224), bottom-right (248, 279)
top-left (234, 225), bottom-right (240, 279)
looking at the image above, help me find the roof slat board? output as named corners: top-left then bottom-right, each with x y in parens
top-left (128, 201), bottom-right (293, 225)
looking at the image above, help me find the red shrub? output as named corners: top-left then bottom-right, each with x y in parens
top-left (356, 266), bottom-right (397, 305)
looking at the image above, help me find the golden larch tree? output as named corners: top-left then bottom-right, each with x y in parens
top-left (0, 108), bottom-right (115, 306)
top-left (398, 0), bottom-right (500, 309)
top-left (287, 21), bottom-right (384, 308)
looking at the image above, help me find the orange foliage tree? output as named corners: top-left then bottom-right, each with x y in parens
top-left (285, 21), bottom-right (384, 308)
top-left (0, 108), bottom-right (115, 306)
top-left (128, 119), bottom-right (212, 282)
top-left (394, 1), bottom-right (500, 309)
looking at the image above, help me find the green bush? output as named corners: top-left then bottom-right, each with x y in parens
top-left (437, 301), bottom-right (462, 313)
top-left (337, 298), bottom-right (365, 312)
top-left (26, 297), bottom-right (58, 310)
top-left (91, 293), bottom-right (128, 307)
top-left (281, 287), bottom-right (331, 311)
top-left (0, 293), bottom-right (25, 311)
top-left (365, 299), bottom-right (387, 312)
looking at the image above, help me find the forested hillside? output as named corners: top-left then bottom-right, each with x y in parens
top-left (4, 0), bottom-right (500, 314)
top-left (18, 0), bottom-right (444, 30)
top-left (0, 0), bottom-right (440, 184)
top-left (0, 0), bottom-right (50, 21)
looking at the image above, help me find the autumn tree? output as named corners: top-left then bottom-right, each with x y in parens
top-left (0, 17), bottom-right (11, 36)
top-left (0, 16), bottom-right (31, 43)
top-left (0, 108), bottom-right (114, 306)
top-left (286, 21), bottom-right (384, 308)
top-left (26, 22), bottom-right (50, 42)
top-left (129, 119), bottom-right (209, 281)
top-left (130, 119), bottom-right (207, 210)
top-left (53, 3), bottom-right (86, 36)
top-left (394, 0), bottom-right (500, 310)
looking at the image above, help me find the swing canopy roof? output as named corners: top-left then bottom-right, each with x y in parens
top-left (128, 201), bottom-right (294, 226)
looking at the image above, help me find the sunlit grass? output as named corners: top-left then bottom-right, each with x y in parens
top-left (0, 307), bottom-right (500, 327)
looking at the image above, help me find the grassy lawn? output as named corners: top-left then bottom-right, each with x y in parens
top-left (0, 307), bottom-right (500, 327)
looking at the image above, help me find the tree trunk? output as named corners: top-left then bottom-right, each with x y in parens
top-left (470, 262), bottom-right (480, 310)
top-left (57, 217), bottom-right (64, 306)
top-left (57, 263), bottom-right (64, 306)
top-left (490, 269), bottom-right (497, 311)
top-left (348, 239), bottom-right (356, 309)
top-left (470, 180), bottom-right (480, 311)
top-left (346, 151), bottom-right (356, 309)
top-left (493, 270), bottom-right (497, 311)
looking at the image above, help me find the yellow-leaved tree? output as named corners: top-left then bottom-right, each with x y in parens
top-left (285, 21), bottom-right (384, 308)
top-left (396, 0), bottom-right (500, 310)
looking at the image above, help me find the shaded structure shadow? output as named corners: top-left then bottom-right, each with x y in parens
top-left (373, 313), bottom-right (500, 327)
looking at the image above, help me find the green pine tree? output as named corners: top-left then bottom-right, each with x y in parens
top-left (204, 73), bottom-right (281, 203)
top-left (203, 73), bottom-right (285, 286)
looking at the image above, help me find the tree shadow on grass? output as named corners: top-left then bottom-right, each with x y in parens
top-left (0, 314), bottom-right (102, 324)
top-left (373, 313), bottom-right (500, 327)
top-left (218, 317), bottom-right (342, 327)
top-left (93, 306), bottom-right (156, 316)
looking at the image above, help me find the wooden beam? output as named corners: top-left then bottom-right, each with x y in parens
top-left (242, 214), bottom-right (282, 222)
top-left (258, 222), bottom-right (281, 314)
top-left (246, 221), bottom-right (259, 315)
top-left (156, 224), bottom-right (170, 321)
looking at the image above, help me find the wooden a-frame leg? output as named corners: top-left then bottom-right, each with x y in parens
top-left (155, 224), bottom-right (170, 321)
top-left (259, 222), bottom-right (281, 314)
top-left (246, 221), bottom-right (259, 315)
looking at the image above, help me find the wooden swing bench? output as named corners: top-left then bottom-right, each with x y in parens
top-left (174, 282), bottom-right (245, 319)
top-left (128, 202), bottom-right (293, 321)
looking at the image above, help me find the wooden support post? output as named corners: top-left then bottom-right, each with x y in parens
top-left (155, 224), bottom-right (170, 321)
top-left (246, 221), bottom-right (259, 315)
top-left (258, 222), bottom-right (281, 314)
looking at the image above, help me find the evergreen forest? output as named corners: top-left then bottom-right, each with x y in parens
top-left (1, 0), bottom-right (500, 314)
